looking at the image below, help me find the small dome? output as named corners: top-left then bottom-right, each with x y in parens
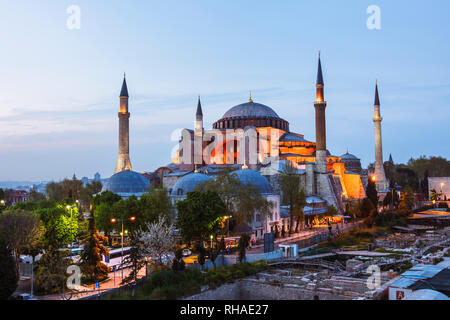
top-left (403, 289), bottom-right (449, 300)
top-left (222, 102), bottom-right (280, 120)
top-left (232, 169), bottom-right (274, 194)
top-left (171, 172), bottom-right (212, 196)
top-left (340, 152), bottom-right (359, 160)
top-left (102, 171), bottom-right (151, 195)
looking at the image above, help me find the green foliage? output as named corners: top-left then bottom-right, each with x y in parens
top-left (176, 191), bottom-right (226, 243)
top-left (92, 191), bottom-right (122, 208)
top-left (79, 181), bottom-right (103, 210)
top-left (172, 248), bottom-right (186, 272)
top-left (359, 198), bottom-right (375, 218)
top-left (399, 186), bottom-right (415, 211)
top-left (45, 182), bottom-right (65, 202)
top-left (324, 228), bottom-right (381, 249)
top-left (280, 164), bottom-right (306, 234)
top-left (0, 209), bottom-right (42, 267)
top-left (0, 238), bottom-right (18, 299)
top-left (29, 190), bottom-right (45, 202)
top-left (139, 187), bottom-right (173, 223)
top-left (121, 231), bottom-right (147, 285)
top-left (78, 217), bottom-right (109, 284)
top-left (196, 169), bottom-right (273, 227)
top-left (34, 247), bottom-right (72, 295)
top-left (194, 243), bottom-right (207, 268)
top-left (105, 261), bottom-right (268, 300)
top-left (37, 205), bottom-right (78, 247)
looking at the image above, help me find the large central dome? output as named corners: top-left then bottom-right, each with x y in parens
top-left (213, 100), bottom-right (289, 131)
top-left (222, 102), bottom-right (280, 119)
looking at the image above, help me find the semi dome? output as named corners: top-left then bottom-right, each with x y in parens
top-left (231, 169), bottom-right (274, 194)
top-left (171, 172), bottom-right (212, 196)
top-left (102, 170), bottom-right (151, 196)
top-left (213, 100), bottom-right (289, 131)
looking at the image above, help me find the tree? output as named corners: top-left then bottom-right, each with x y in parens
top-left (0, 188), bottom-right (5, 201)
top-left (78, 217), bottom-right (109, 283)
top-left (360, 198), bottom-right (375, 218)
top-left (139, 187), bottom-right (173, 223)
top-left (111, 196), bottom-right (146, 232)
top-left (238, 233), bottom-right (250, 263)
top-left (172, 248), bottom-right (186, 272)
top-left (280, 164), bottom-right (306, 234)
top-left (79, 181), bottom-right (103, 210)
top-left (37, 206), bottom-right (78, 248)
top-left (176, 191), bottom-right (226, 243)
top-left (399, 186), bottom-right (415, 211)
top-left (45, 182), bottom-right (65, 202)
top-left (366, 178), bottom-right (378, 209)
top-left (121, 231), bottom-right (146, 284)
top-left (34, 247), bottom-right (72, 295)
top-left (194, 243), bottom-right (207, 270)
top-left (197, 170), bottom-right (273, 231)
top-left (137, 216), bottom-right (177, 268)
top-left (0, 210), bottom-right (42, 270)
top-left (93, 202), bottom-right (114, 239)
top-left (235, 183), bottom-right (273, 227)
top-left (0, 237), bottom-right (18, 299)
top-left (29, 190), bottom-right (45, 202)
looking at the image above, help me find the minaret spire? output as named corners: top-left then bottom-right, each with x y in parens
top-left (374, 80), bottom-right (380, 106)
top-left (115, 74), bottom-right (132, 173)
top-left (314, 52), bottom-right (328, 173)
top-left (316, 51), bottom-right (324, 102)
top-left (373, 80), bottom-right (387, 191)
top-left (120, 74), bottom-right (129, 98)
top-left (196, 95), bottom-right (203, 119)
top-left (249, 90), bottom-right (253, 103)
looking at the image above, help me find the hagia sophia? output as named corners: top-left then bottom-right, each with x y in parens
top-left (102, 54), bottom-right (389, 239)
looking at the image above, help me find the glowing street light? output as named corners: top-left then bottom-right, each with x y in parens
top-left (110, 216), bottom-right (136, 280)
top-left (371, 175), bottom-right (377, 183)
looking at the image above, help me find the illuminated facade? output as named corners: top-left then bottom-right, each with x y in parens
top-left (170, 54), bottom-right (366, 215)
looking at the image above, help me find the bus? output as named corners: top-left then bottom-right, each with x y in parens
top-left (103, 247), bottom-right (132, 270)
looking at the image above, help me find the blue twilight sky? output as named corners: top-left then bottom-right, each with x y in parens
top-left (0, 0), bottom-right (449, 181)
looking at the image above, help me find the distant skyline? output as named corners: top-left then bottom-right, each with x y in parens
top-left (0, 1), bottom-right (449, 181)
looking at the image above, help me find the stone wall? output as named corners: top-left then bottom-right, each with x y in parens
top-left (184, 279), bottom-right (357, 300)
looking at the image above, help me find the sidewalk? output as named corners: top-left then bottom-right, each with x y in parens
top-left (38, 266), bottom-right (146, 300)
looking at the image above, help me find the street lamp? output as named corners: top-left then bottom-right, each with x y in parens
top-left (110, 216), bottom-right (136, 280)
top-left (0, 200), bottom-right (5, 206)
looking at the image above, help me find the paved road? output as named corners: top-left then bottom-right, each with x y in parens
top-left (248, 222), bottom-right (363, 254)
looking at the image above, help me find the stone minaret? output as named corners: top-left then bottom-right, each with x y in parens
top-left (114, 75), bottom-right (132, 173)
top-left (193, 96), bottom-right (204, 168)
top-left (373, 81), bottom-right (388, 190)
top-left (314, 52), bottom-right (328, 173)
top-left (195, 95), bottom-right (203, 136)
